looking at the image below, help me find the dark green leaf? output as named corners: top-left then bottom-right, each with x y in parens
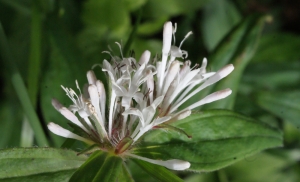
top-left (252, 33), bottom-right (300, 63)
top-left (134, 110), bottom-right (283, 172)
top-left (0, 148), bottom-right (87, 181)
top-left (70, 151), bottom-right (134, 182)
top-left (143, 0), bottom-right (209, 18)
top-left (201, 0), bottom-right (241, 51)
top-left (206, 14), bottom-right (268, 109)
top-left (256, 91), bottom-right (300, 127)
top-left (132, 158), bottom-right (183, 182)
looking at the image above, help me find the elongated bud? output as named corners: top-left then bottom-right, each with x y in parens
top-left (162, 22), bottom-right (173, 55)
top-left (87, 70), bottom-right (97, 85)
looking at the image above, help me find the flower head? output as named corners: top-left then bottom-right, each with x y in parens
top-left (48, 21), bottom-right (234, 170)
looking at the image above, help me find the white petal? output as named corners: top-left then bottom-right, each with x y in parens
top-left (96, 80), bottom-right (106, 122)
top-left (87, 70), bottom-right (97, 85)
top-left (52, 98), bottom-right (63, 111)
top-left (88, 85), bottom-right (103, 126)
top-left (127, 154), bottom-right (190, 171)
top-left (153, 116), bottom-right (172, 126)
top-left (162, 22), bottom-right (173, 55)
top-left (167, 110), bottom-right (191, 123)
top-left (139, 50), bottom-right (151, 65)
top-left (162, 61), bottom-right (180, 95)
top-left (185, 88), bottom-right (232, 110)
top-left (48, 122), bottom-right (93, 144)
top-left (123, 108), bottom-right (145, 127)
top-left (170, 64), bottom-right (234, 113)
top-left (59, 107), bottom-right (88, 132)
top-left (146, 70), bottom-right (154, 104)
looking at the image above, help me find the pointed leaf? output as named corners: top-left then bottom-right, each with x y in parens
top-left (134, 110), bottom-right (283, 172)
top-left (206, 14), bottom-right (269, 109)
top-left (0, 148), bottom-right (87, 181)
top-left (70, 151), bottom-right (134, 182)
top-left (132, 158), bottom-right (183, 182)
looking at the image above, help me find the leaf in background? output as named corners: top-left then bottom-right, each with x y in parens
top-left (123, 0), bottom-right (147, 11)
top-left (242, 61), bottom-right (300, 90)
top-left (143, 0), bottom-right (209, 18)
top-left (224, 152), bottom-right (299, 182)
top-left (256, 91), bottom-right (300, 127)
top-left (132, 158), bottom-right (183, 182)
top-left (134, 110), bottom-right (283, 172)
top-left (82, 0), bottom-right (130, 38)
top-left (137, 16), bottom-right (169, 36)
top-left (205, 14), bottom-right (268, 110)
top-left (70, 151), bottom-right (133, 182)
top-left (40, 39), bottom-right (80, 147)
top-left (179, 15), bottom-right (267, 111)
top-left (201, 0), bottom-right (241, 51)
top-left (0, 148), bottom-right (87, 181)
top-left (0, 100), bottom-right (22, 148)
top-left (252, 33), bottom-right (300, 63)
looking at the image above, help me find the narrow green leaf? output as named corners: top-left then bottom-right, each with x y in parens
top-left (179, 15), bottom-right (267, 111)
top-left (0, 23), bottom-right (49, 146)
top-left (134, 110), bottom-right (283, 172)
top-left (132, 158), bottom-right (183, 182)
top-left (70, 151), bottom-right (134, 182)
top-left (0, 148), bottom-right (87, 181)
top-left (202, 0), bottom-right (241, 51)
top-left (206, 15), bottom-right (268, 110)
top-left (123, 8), bottom-right (142, 57)
top-left (256, 91), bottom-right (300, 127)
top-left (209, 14), bottom-right (263, 70)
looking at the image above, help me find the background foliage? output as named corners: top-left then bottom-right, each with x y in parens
top-left (0, 0), bottom-right (299, 181)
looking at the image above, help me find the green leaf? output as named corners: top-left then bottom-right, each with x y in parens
top-left (132, 158), bottom-right (183, 182)
top-left (179, 15), bottom-right (267, 111)
top-left (224, 152), bottom-right (298, 182)
top-left (242, 61), bottom-right (300, 90)
top-left (206, 14), bottom-right (268, 109)
top-left (208, 14), bottom-right (263, 70)
top-left (201, 0), bottom-right (241, 51)
top-left (0, 148), bottom-right (87, 181)
top-left (70, 151), bottom-right (134, 182)
top-left (256, 91), bottom-right (300, 127)
top-left (82, 0), bottom-right (130, 38)
top-left (252, 33), bottom-right (300, 63)
top-left (134, 110), bottom-right (283, 172)
top-left (143, 0), bottom-right (208, 18)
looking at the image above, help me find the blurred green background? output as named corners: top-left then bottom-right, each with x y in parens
top-left (0, 0), bottom-right (300, 181)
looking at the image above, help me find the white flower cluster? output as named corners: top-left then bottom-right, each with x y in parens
top-left (48, 22), bottom-right (234, 170)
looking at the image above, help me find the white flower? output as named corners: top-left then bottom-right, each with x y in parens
top-left (47, 21), bottom-right (234, 171)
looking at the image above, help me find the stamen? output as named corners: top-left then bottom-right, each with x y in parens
top-left (115, 42), bottom-right (124, 59)
top-left (179, 31), bottom-right (193, 48)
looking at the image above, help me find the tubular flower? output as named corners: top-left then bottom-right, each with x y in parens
top-left (48, 21), bottom-right (234, 171)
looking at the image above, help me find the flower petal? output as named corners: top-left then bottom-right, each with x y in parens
top-left (127, 153), bottom-right (190, 171)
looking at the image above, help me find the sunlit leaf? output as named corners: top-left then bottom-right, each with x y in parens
top-left (134, 110), bottom-right (283, 172)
